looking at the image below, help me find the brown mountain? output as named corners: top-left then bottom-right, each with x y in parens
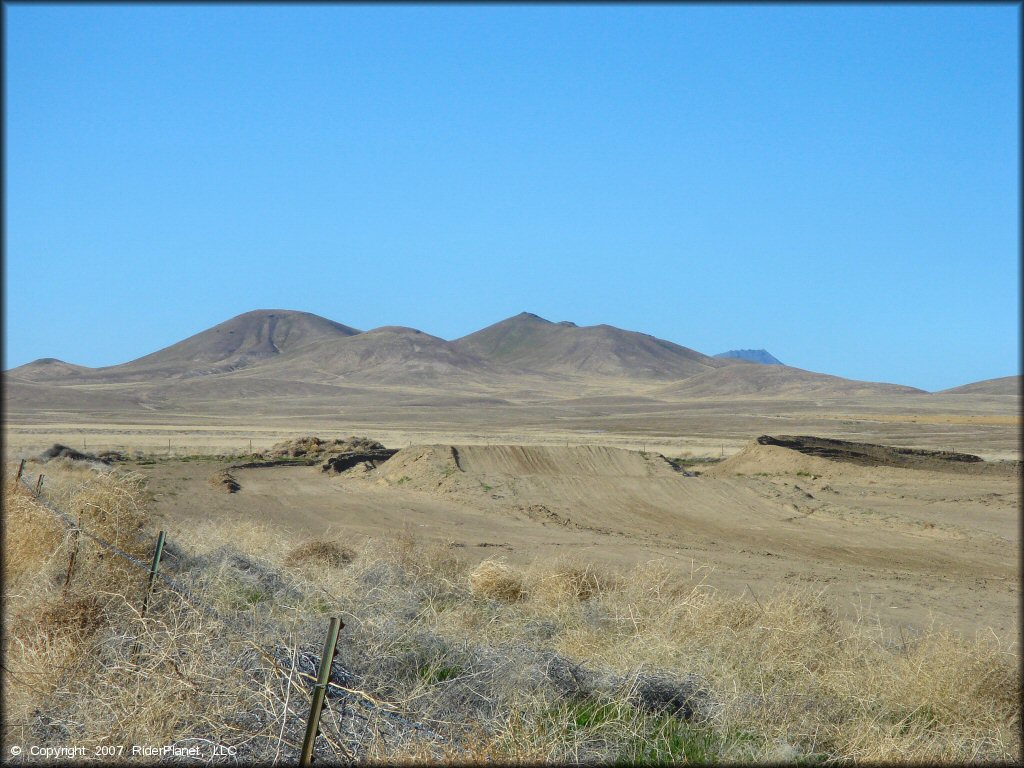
top-left (453, 312), bottom-right (733, 380)
top-left (654, 363), bottom-right (926, 399)
top-left (267, 326), bottom-right (497, 385)
top-left (4, 310), bottom-right (939, 417)
top-left (120, 309), bottom-right (361, 378)
top-left (20, 310), bottom-right (362, 383)
top-left (938, 375), bottom-right (1020, 395)
top-left (5, 358), bottom-right (90, 382)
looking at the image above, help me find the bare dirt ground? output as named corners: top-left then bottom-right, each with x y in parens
top-left (5, 390), bottom-right (1018, 653)
top-left (124, 439), bottom-right (1018, 653)
top-left (3, 395), bottom-right (1020, 459)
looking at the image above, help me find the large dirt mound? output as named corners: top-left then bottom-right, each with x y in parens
top-left (708, 435), bottom-right (1019, 477)
top-left (378, 444), bottom-right (682, 486)
top-left (453, 444), bottom-right (683, 478)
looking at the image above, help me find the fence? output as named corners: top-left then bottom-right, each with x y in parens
top-left (10, 469), bottom-right (450, 763)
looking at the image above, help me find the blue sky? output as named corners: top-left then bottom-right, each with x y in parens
top-left (5, 4), bottom-right (1019, 391)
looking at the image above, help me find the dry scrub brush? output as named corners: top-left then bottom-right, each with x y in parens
top-left (469, 559), bottom-right (526, 603)
top-left (3, 465), bottom-right (265, 759)
top-left (440, 555), bottom-right (1020, 762)
top-left (268, 528), bottom-right (1020, 762)
top-left (3, 466), bottom-right (153, 735)
top-left (284, 538), bottom-right (356, 570)
top-left (29, 457), bottom-right (150, 555)
top-left (2, 463), bottom-right (427, 762)
top-left (3, 462), bottom-right (1019, 763)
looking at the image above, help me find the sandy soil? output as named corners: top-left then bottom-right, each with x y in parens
top-left (131, 440), bottom-right (1019, 652)
top-left (6, 385), bottom-right (1017, 652)
top-left (3, 395), bottom-right (1020, 462)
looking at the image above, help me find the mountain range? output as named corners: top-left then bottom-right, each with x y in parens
top-left (5, 310), bottom-right (1017, 418)
top-left (7, 310), bottom-right (736, 386)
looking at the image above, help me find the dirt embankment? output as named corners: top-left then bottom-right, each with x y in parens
top-left (371, 444), bottom-right (684, 491)
top-left (452, 444), bottom-right (683, 478)
top-left (708, 435), bottom-right (1020, 478)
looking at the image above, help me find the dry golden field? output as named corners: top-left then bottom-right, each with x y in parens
top-left (3, 455), bottom-right (1018, 762)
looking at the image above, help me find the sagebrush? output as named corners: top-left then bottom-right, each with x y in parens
top-left (2, 460), bottom-right (1018, 763)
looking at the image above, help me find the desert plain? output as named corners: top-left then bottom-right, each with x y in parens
top-left (4, 310), bottom-right (1019, 651)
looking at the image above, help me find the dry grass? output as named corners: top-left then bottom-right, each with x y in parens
top-left (526, 556), bottom-right (614, 606)
top-left (469, 559), bottom-right (526, 603)
top-left (2, 466), bottom-right (151, 734)
top-left (2, 460), bottom-right (1019, 763)
top-left (824, 412), bottom-right (1022, 426)
top-left (34, 457), bottom-right (149, 555)
top-left (2, 477), bottom-right (66, 585)
top-left (284, 539), bottom-right (356, 569)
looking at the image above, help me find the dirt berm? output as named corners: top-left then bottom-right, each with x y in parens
top-left (375, 444), bottom-right (684, 488)
top-left (708, 435), bottom-right (1020, 477)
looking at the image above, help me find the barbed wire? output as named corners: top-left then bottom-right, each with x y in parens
top-left (13, 471), bottom-right (454, 748)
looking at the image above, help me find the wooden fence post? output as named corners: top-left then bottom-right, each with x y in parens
top-left (140, 531), bottom-right (167, 620)
top-left (35, 474), bottom-right (44, 493)
top-left (15, 459), bottom-right (26, 482)
top-left (300, 617), bottom-right (343, 766)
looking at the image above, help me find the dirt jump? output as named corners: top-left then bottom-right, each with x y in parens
top-left (704, 435), bottom-right (1020, 478)
top-left (137, 436), bottom-right (1019, 649)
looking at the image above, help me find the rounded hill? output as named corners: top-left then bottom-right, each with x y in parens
top-left (453, 312), bottom-right (730, 379)
top-left (938, 375), bottom-right (1019, 395)
top-left (94, 310), bottom-right (362, 380)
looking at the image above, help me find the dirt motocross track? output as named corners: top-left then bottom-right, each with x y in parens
top-left (139, 437), bottom-right (1020, 650)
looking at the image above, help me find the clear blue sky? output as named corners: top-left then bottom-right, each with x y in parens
top-left (5, 4), bottom-right (1019, 391)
